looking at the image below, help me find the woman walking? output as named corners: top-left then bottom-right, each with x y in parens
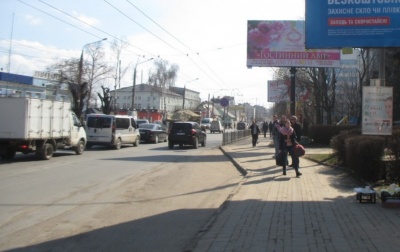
top-left (276, 120), bottom-right (302, 177)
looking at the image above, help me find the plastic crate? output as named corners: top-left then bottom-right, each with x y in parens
top-left (356, 192), bottom-right (376, 203)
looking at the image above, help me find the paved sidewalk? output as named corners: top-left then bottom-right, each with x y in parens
top-left (189, 137), bottom-right (400, 252)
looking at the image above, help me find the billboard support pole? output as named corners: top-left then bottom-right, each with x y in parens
top-left (379, 49), bottom-right (385, 86)
top-left (290, 67), bottom-right (296, 116)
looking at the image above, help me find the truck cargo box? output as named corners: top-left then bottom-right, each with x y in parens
top-left (0, 97), bottom-right (72, 139)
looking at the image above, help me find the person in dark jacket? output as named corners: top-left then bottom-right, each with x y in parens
top-left (290, 116), bottom-right (302, 142)
top-left (288, 115), bottom-right (302, 167)
top-left (268, 121), bottom-right (273, 137)
top-left (262, 120), bottom-right (268, 138)
top-left (249, 120), bottom-right (261, 147)
top-left (276, 120), bottom-right (301, 177)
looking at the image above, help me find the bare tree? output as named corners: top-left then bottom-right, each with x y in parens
top-left (47, 58), bottom-right (87, 119)
top-left (46, 43), bottom-right (112, 119)
top-left (84, 43), bottom-right (114, 110)
top-left (148, 59), bottom-right (179, 88)
top-left (97, 86), bottom-right (112, 114)
top-left (110, 38), bottom-right (130, 109)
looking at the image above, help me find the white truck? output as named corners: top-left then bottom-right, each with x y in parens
top-left (0, 97), bottom-right (87, 160)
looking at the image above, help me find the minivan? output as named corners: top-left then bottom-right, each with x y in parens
top-left (85, 114), bottom-right (140, 149)
top-left (200, 118), bottom-right (213, 130)
top-left (210, 120), bottom-right (223, 133)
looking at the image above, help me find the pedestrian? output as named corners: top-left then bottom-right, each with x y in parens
top-left (276, 120), bottom-right (302, 177)
top-left (268, 121), bottom-right (273, 137)
top-left (271, 115), bottom-right (280, 157)
top-left (262, 120), bottom-right (268, 138)
top-left (289, 115), bottom-right (302, 167)
top-left (290, 116), bottom-right (302, 142)
top-left (249, 120), bottom-right (260, 147)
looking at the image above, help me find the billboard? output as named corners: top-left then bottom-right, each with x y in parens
top-left (305, 0), bottom-right (400, 48)
top-left (268, 80), bottom-right (310, 103)
top-left (362, 86), bottom-right (393, 135)
top-left (247, 20), bottom-right (341, 68)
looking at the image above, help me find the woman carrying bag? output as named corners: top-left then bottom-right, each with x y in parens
top-left (276, 120), bottom-right (302, 177)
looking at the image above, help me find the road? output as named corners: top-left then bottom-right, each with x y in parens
top-left (0, 131), bottom-right (243, 251)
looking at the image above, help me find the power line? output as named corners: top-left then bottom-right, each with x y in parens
top-left (123, 1), bottom-right (230, 89)
top-left (103, 0), bottom-right (187, 56)
top-left (36, 0), bottom-right (154, 58)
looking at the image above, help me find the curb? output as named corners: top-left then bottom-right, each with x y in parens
top-left (219, 145), bottom-right (247, 176)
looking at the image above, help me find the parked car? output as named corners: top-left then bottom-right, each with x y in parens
top-left (237, 121), bottom-right (247, 130)
top-left (200, 118), bottom-right (213, 130)
top-left (168, 121), bottom-right (206, 149)
top-left (210, 120), bottom-right (223, 133)
top-left (85, 114), bottom-right (140, 149)
top-left (138, 123), bottom-right (168, 143)
top-left (136, 119), bottom-right (149, 127)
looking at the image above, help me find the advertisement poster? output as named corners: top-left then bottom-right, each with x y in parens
top-left (247, 20), bottom-right (341, 68)
top-left (305, 0), bottom-right (400, 48)
top-left (362, 86), bottom-right (393, 135)
top-left (268, 80), bottom-right (310, 103)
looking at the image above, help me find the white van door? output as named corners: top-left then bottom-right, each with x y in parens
top-left (115, 117), bottom-right (131, 143)
top-left (86, 115), bottom-right (113, 144)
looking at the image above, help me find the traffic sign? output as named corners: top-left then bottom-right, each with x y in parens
top-left (220, 97), bottom-right (229, 107)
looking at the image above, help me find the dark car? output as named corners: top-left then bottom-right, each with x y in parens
top-left (168, 121), bottom-right (206, 149)
top-left (237, 121), bottom-right (247, 130)
top-left (138, 123), bottom-right (168, 143)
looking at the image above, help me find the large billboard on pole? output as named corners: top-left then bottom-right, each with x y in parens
top-left (247, 20), bottom-right (341, 68)
top-left (305, 0), bottom-right (400, 48)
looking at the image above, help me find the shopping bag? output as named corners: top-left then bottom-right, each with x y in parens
top-left (275, 152), bottom-right (285, 166)
top-left (294, 144), bottom-right (305, 157)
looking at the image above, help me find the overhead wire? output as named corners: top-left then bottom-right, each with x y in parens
top-left (123, 1), bottom-right (231, 90)
top-left (14, 0), bottom-right (243, 97)
top-left (36, 0), bottom-right (154, 58)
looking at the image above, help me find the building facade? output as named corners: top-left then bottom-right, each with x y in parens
top-left (111, 84), bottom-right (201, 121)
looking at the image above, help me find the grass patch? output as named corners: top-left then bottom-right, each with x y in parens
top-left (304, 153), bottom-right (338, 166)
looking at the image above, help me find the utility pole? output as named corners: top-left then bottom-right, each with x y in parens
top-left (131, 57), bottom-right (153, 111)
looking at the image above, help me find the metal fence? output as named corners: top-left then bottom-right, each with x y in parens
top-left (222, 129), bottom-right (251, 145)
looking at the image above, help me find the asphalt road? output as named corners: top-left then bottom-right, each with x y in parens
top-left (0, 132), bottom-right (243, 251)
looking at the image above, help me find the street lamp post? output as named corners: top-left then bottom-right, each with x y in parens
top-left (182, 78), bottom-right (199, 110)
top-left (77, 38), bottom-right (106, 119)
top-left (78, 38), bottom-right (107, 86)
top-left (131, 57), bottom-right (154, 111)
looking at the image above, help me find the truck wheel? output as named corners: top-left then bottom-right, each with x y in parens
top-left (39, 143), bottom-right (54, 160)
top-left (1, 149), bottom-right (16, 160)
top-left (74, 140), bottom-right (85, 155)
top-left (114, 138), bottom-right (122, 150)
top-left (133, 137), bottom-right (140, 147)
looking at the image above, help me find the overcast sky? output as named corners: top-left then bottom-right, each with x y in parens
top-left (0, 0), bottom-right (306, 107)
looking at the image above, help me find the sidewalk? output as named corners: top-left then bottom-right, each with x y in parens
top-left (190, 137), bottom-right (400, 252)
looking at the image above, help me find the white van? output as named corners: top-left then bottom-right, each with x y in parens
top-left (210, 120), bottom-right (224, 133)
top-left (200, 118), bottom-right (213, 130)
top-left (85, 114), bottom-right (140, 149)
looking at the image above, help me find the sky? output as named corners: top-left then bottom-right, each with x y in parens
top-left (0, 0), bottom-right (306, 108)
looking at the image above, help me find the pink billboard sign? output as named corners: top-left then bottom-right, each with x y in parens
top-left (247, 20), bottom-right (341, 68)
